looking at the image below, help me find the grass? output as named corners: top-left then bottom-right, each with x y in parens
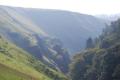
top-left (0, 36), bottom-right (68, 80)
top-left (0, 37), bottom-right (51, 80)
top-left (0, 63), bottom-right (37, 80)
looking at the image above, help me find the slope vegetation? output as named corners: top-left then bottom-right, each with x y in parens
top-left (70, 19), bottom-right (120, 80)
top-left (0, 36), bottom-right (68, 80)
top-left (0, 63), bottom-right (38, 80)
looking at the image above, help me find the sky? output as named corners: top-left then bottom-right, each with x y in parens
top-left (0, 0), bottom-right (120, 15)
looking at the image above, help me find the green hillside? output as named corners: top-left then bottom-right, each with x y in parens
top-left (0, 6), bottom-right (70, 74)
top-left (0, 36), bottom-right (68, 80)
top-left (0, 63), bottom-right (39, 80)
top-left (0, 36), bottom-right (51, 80)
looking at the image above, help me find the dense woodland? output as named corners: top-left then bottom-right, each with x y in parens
top-left (70, 19), bottom-right (120, 80)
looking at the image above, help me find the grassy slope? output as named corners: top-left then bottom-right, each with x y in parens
top-left (0, 63), bottom-right (37, 80)
top-left (0, 36), bottom-right (51, 80)
top-left (0, 36), bottom-right (68, 80)
top-left (0, 7), bottom-right (68, 80)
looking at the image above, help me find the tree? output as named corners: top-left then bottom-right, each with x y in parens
top-left (86, 37), bottom-right (94, 49)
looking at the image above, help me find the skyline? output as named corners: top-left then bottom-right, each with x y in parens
top-left (0, 0), bottom-right (120, 15)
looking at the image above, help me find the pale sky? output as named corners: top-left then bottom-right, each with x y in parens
top-left (0, 0), bottom-right (120, 15)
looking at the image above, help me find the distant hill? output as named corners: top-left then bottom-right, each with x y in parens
top-left (96, 14), bottom-right (120, 24)
top-left (1, 6), bottom-right (106, 53)
top-left (22, 8), bottom-right (106, 53)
